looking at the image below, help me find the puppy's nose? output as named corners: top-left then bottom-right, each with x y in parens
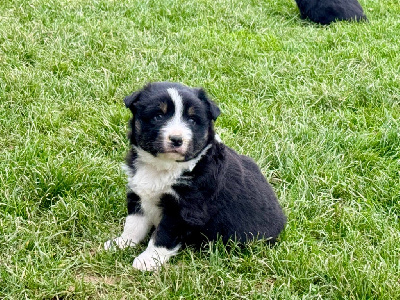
top-left (169, 135), bottom-right (183, 147)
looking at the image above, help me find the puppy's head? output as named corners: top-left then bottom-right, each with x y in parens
top-left (124, 82), bottom-right (220, 162)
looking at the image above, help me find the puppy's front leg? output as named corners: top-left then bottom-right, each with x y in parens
top-left (132, 235), bottom-right (180, 271)
top-left (104, 213), bottom-right (151, 250)
top-left (132, 201), bottom-right (182, 271)
top-left (104, 192), bottom-right (151, 250)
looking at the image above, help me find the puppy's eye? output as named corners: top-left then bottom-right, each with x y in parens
top-left (153, 114), bottom-right (164, 121)
top-left (188, 117), bottom-right (196, 125)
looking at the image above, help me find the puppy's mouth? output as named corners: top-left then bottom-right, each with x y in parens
top-left (159, 136), bottom-right (189, 160)
top-left (158, 150), bottom-right (186, 161)
top-left (159, 139), bottom-right (186, 155)
top-left (165, 149), bottom-right (184, 155)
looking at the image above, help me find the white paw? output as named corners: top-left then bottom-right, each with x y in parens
top-left (132, 252), bottom-right (162, 271)
top-left (104, 237), bottom-right (137, 250)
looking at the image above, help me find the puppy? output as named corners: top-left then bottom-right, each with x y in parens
top-left (104, 82), bottom-right (286, 271)
top-left (294, 0), bottom-right (367, 25)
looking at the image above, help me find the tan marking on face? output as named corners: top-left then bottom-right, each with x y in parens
top-left (188, 106), bottom-right (195, 116)
top-left (160, 102), bottom-right (168, 114)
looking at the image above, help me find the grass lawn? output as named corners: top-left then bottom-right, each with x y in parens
top-left (1, 0), bottom-right (399, 298)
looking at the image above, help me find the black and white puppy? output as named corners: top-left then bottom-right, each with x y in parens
top-left (294, 0), bottom-right (367, 25)
top-left (104, 82), bottom-right (286, 271)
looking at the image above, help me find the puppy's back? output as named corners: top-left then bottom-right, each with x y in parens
top-left (295, 0), bottom-right (367, 25)
top-left (205, 145), bottom-right (287, 243)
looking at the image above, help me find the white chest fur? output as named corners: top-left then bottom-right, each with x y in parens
top-left (128, 163), bottom-right (181, 199)
top-left (124, 145), bottom-right (211, 226)
top-left (126, 163), bottom-right (181, 226)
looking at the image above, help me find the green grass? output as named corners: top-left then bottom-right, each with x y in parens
top-left (1, 0), bottom-right (399, 298)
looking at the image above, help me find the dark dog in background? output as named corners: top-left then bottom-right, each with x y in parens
top-left (294, 0), bottom-right (367, 25)
top-left (104, 82), bottom-right (286, 271)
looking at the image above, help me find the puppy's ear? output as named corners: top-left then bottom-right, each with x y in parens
top-left (124, 91), bottom-right (141, 110)
top-left (196, 88), bottom-right (221, 121)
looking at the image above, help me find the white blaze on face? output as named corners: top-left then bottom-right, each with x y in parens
top-left (161, 88), bottom-right (192, 158)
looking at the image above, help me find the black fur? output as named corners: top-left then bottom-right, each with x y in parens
top-left (294, 0), bottom-right (368, 25)
top-left (126, 191), bottom-right (142, 215)
top-left (171, 143), bottom-right (287, 247)
top-left (123, 82), bottom-right (286, 252)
